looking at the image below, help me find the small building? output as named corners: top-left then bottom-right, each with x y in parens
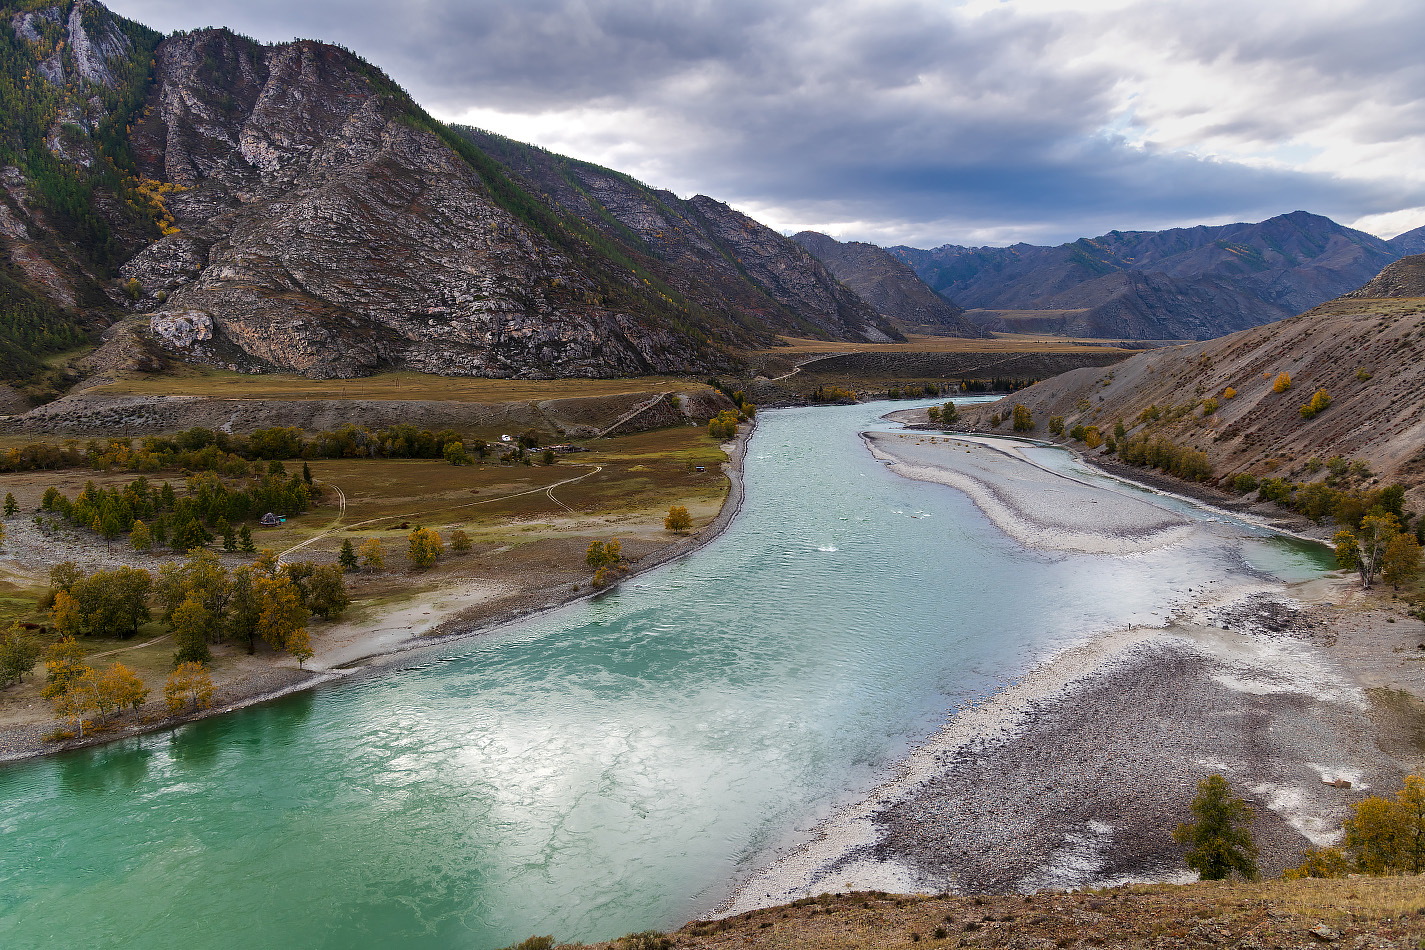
top-left (259, 512), bottom-right (281, 526)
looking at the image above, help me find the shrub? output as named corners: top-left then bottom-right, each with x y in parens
top-left (1200, 397), bottom-right (1219, 415)
top-left (1069, 425), bottom-right (1086, 442)
top-left (1299, 389), bottom-right (1331, 419)
top-left (1272, 371), bottom-right (1292, 393)
top-left (1048, 416), bottom-right (1064, 436)
top-left (1232, 473), bottom-right (1258, 494)
top-left (1223, 387), bottom-right (1237, 400)
top-left (450, 529), bottom-right (472, 552)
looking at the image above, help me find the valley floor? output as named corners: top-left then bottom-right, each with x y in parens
top-left (722, 431), bottom-right (1425, 910)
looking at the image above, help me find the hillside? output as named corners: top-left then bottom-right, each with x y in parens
top-left (790, 230), bottom-right (982, 337)
top-left (1390, 224), bottom-right (1425, 256)
top-left (961, 255), bottom-right (1425, 501)
top-left (892, 212), bottom-right (1402, 341)
top-left (0, 1), bottom-right (902, 394)
top-left (575, 879), bottom-right (1423, 950)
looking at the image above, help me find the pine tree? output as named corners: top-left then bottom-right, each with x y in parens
top-left (1173, 774), bottom-right (1258, 880)
top-left (338, 539), bottom-right (358, 572)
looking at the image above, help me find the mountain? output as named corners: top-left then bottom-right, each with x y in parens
top-left (457, 129), bottom-right (901, 346)
top-left (790, 230), bottom-right (983, 337)
top-left (0, 1), bottom-right (899, 392)
top-left (963, 254), bottom-right (1425, 496)
top-left (892, 212), bottom-right (1403, 341)
top-left (1388, 224), bottom-right (1425, 257)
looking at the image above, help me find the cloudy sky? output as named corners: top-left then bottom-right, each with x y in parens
top-left (109, 0), bottom-right (1425, 248)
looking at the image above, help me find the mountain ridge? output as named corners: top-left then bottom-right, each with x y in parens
top-left (892, 211), bottom-right (1404, 341)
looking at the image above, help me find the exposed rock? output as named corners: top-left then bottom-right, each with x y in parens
top-left (1342, 254), bottom-right (1425, 299)
top-left (149, 310), bottom-right (213, 348)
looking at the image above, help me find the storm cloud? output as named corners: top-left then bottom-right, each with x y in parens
top-left (109, 0), bottom-right (1425, 246)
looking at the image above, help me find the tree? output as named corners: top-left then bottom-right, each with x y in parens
top-left (1272, 372), bottom-right (1292, 393)
top-left (338, 539), bottom-right (358, 572)
top-left (99, 661), bottom-right (148, 712)
top-left (1048, 416), bottom-right (1065, 436)
top-left (1223, 387), bottom-right (1237, 400)
top-left (586, 539), bottom-right (624, 570)
top-left (1333, 775), bottom-right (1425, 875)
top-left (1381, 531), bottom-right (1423, 589)
top-left (0, 623), bottom-right (40, 687)
top-left (171, 596), bottom-right (214, 664)
top-left (164, 661), bottom-right (215, 714)
top-left (407, 527), bottom-right (444, 569)
top-left (358, 537), bottom-right (384, 570)
top-left (302, 462), bottom-right (313, 485)
top-left (286, 626), bottom-right (314, 669)
top-left (306, 565), bottom-right (349, 620)
top-left (171, 515), bottom-right (212, 553)
top-left (443, 441), bottom-right (472, 465)
top-left (1335, 513), bottom-right (1399, 589)
top-left (256, 574), bottom-right (307, 653)
top-left (53, 673), bottom-right (100, 737)
top-left (51, 589), bottom-right (84, 639)
top-left (41, 637), bottom-right (90, 701)
top-left (3, 492), bottom-right (16, 516)
top-left (1012, 404), bottom-right (1034, 432)
top-left (541, 448), bottom-right (555, 466)
top-left (938, 402), bottom-right (959, 426)
top-left (238, 525), bottom-right (256, 554)
top-left (109, 566), bottom-right (153, 638)
top-left (449, 529), bottom-right (472, 552)
top-left (130, 519), bottom-right (152, 552)
top-left (664, 506), bottom-right (693, 533)
top-left (1173, 774), bottom-right (1258, 880)
top-left (226, 566), bottom-right (263, 655)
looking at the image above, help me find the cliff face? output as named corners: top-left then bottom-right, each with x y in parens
top-left (893, 212), bottom-right (1404, 341)
top-left (455, 129), bottom-right (902, 344)
top-left (119, 30), bottom-right (721, 379)
top-left (791, 230), bottom-right (983, 337)
top-left (964, 256), bottom-right (1425, 494)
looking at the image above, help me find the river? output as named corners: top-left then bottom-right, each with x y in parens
top-left (0, 400), bottom-right (1329, 949)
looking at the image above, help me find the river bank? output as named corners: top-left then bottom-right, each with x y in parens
top-left (0, 423), bottom-right (754, 764)
top-left (721, 430), bottom-right (1425, 911)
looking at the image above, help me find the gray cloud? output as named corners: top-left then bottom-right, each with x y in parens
top-left (108, 0), bottom-right (1425, 247)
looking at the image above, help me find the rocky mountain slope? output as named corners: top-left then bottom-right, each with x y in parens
top-left (454, 129), bottom-right (901, 345)
top-left (1388, 224), bottom-right (1425, 257)
top-left (0, 1), bottom-right (902, 393)
top-left (893, 212), bottom-right (1403, 341)
top-left (790, 230), bottom-right (982, 337)
top-left (963, 255), bottom-right (1425, 496)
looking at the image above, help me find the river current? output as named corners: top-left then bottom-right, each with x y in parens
top-left (0, 400), bottom-right (1329, 949)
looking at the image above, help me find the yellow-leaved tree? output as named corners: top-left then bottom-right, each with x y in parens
top-left (664, 506), bottom-right (693, 534)
top-left (164, 661), bottom-right (215, 714)
top-left (1272, 371), bottom-right (1292, 393)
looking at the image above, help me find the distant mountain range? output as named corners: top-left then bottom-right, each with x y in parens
top-left (891, 213), bottom-right (1421, 341)
top-left (789, 232), bottom-right (983, 338)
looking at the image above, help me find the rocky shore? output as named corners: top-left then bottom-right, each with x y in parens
top-left (720, 430), bottom-right (1425, 913)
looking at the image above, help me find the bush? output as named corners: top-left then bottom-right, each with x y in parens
top-left (1288, 775), bottom-right (1424, 877)
top-left (1272, 371), bottom-right (1292, 393)
top-left (1048, 416), bottom-right (1064, 436)
top-left (1299, 389), bottom-right (1331, 419)
top-left (1223, 387), bottom-right (1237, 400)
top-left (1232, 473), bottom-right (1258, 494)
top-left (1200, 397), bottom-right (1219, 416)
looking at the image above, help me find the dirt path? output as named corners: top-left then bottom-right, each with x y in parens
top-left (276, 466), bottom-right (605, 564)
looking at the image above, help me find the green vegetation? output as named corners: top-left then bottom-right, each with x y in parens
top-left (586, 538), bottom-right (627, 589)
top-left (1011, 404), bottom-right (1034, 432)
top-left (406, 526), bottom-right (444, 569)
top-left (1173, 774), bottom-right (1258, 881)
top-left (809, 385), bottom-right (858, 404)
top-left (708, 410), bottom-right (740, 440)
top-left (1117, 434), bottom-right (1213, 481)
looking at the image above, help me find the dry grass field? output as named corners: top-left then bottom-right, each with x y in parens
top-left (579, 877), bottom-right (1424, 950)
top-left (0, 423), bottom-right (734, 737)
top-left (88, 367), bottom-right (713, 402)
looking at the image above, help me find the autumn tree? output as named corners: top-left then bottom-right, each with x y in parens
top-left (1272, 372), bottom-right (1292, 393)
top-left (1381, 531), bottom-right (1423, 589)
top-left (1335, 513), bottom-right (1400, 589)
top-left (1299, 389), bottom-right (1331, 419)
top-left (358, 537), bottom-right (384, 570)
top-left (51, 589), bottom-right (84, 639)
top-left (407, 526), bottom-right (444, 569)
top-left (1288, 775), bottom-right (1425, 877)
top-left (164, 661), bottom-right (215, 714)
top-left (664, 506), bottom-right (693, 533)
top-left (0, 623), bottom-right (40, 687)
top-left (1173, 774), bottom-right (1258, 880)
top-left (586, 539), bottom-right (627, 588)
top-left (130, 519), bottom-right (152, 552)
top-left (97, 662), bottom-right (149, 714)
top-left (41, 637), bottom-right (90, 701)
top-left (1048, 416), bottom-right (1065, 436)
top-left (1012, 404), bottom-right (1034, 432)
top-left (53, 673), bottom-right (99, 737)
top-left (450, 529), bottom-right (472, 552)
top-left (256, 573), bottom-right (307, 654)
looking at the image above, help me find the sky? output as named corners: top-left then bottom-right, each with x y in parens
top-left (107, 0), bottom-right (1425, 249)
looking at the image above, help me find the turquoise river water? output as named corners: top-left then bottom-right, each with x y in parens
top-left (0, 400), bottom-right (1331, 949)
